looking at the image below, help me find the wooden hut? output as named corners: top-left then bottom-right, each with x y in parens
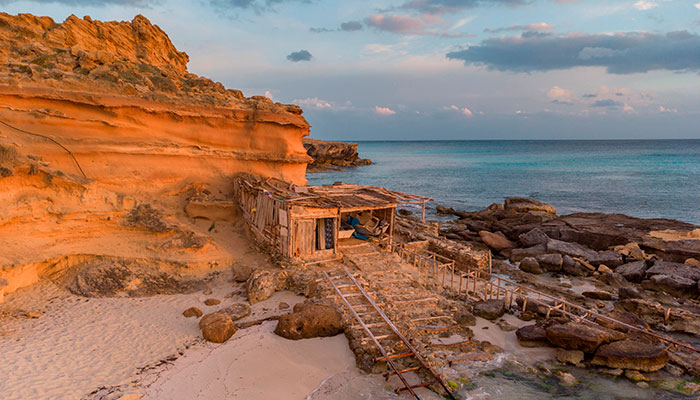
top-left (232, 173), bottom-right (432, 263)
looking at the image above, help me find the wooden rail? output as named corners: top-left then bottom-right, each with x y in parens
top-left (324, 265), bottom-right (457, 400)
top-left (389, 241), bottom-right (700, 356)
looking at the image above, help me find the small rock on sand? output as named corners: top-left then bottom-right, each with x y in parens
top-left (203, 288), bottom-right (213, 295)
top-left (274, 303), bottom-right (343, 340)
top-left (247, 270), bottom-right (277, 304)
top-left (472, 299), bottom-right (505, 320)
top-left (204, 298), bottom-right (221, 306)
top-left (496, 319), bottom-right (517, 332)
top-left (278, 302), bottom-right (289, 310)
top-left (183, 307), bottom-right (203, 318)
top-left (199, 312), bottom-right (237, 343)
top-left (221, 303), bottom-right (251, 321)
top-left (25, 311), bottom-right (42, 319)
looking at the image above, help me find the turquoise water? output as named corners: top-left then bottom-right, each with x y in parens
top-left (306, 140), bottom-right (700, 225)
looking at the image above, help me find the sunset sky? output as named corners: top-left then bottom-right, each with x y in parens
top-left (3, 0), bottom-right (700, 140)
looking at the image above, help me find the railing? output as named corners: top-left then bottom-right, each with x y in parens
top-left (388, 241), bottom-right (700, 356)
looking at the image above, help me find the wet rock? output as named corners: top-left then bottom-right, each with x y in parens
top-left (556, 348), bottom-right (584, 365)
top-left (617, 298), bottom-right (700, 335)
top-left (204, 298), bottom-right (220, 306)
top-left (221, 302), bottom-right (251, 321)
top-left (601, 368), bottom-right (624, 377)
top-left (616, 261), bottom-right (648, 283)
top-left (274, 303), bottom-right (343, 340)
top-left (247, 270), bottom-right (277, 304)
top-left (504, 197), bottom-right (557, 215)
top-left (516, 324), bottom-right (549, 347)
top-left (183, 307), bottom-right (203, 318)
top-left (647, 261), bottom-right (700, 282)
top-left (546, 239), bottom-right (598, 261)
top-left (509, 244), bottom-right (547, 262)
top-left (545, 322), bottom-right (626, 353)
top-left (648, 274), bottom-right (697, 297)
top-left (199, 312), bottom-right (237, 343)
top-left (519, 257), bottom-right (543, 274)
top-left (555, 371), bottom-right (577, 386)
top-left (536, 253), bottom-right (563, 272)
top-left (519, 228), bottom-right (550, 247)
top-left (478, 231), bottom-right (516, 252)
top-left (583, 291), bottom-right (613, 301)
top-left (624, 369), bottom-right (648, 382)
top-left (592, 340), bottom-right (669, 372)
top-left (472, 299), bottom-right (505, 320)
top-left (562, 255), bottom-right (590, 277)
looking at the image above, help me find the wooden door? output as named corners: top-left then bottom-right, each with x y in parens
top-left (294, 219), bottom-right (315, 256)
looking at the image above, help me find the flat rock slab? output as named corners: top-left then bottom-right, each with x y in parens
top-left (592, 339), bottom-right (669, 372)
top-left (647, 261), bottom-right (700, 282)
top-left (516, 324), bottom-right (549, 347)
top-left (616, 261), bottom-right (648, 283)
top-left (545, 322), bottom-right (627, 353)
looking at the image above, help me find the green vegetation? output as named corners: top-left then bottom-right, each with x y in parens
top-left (29, 54), bottom-right (56, 69)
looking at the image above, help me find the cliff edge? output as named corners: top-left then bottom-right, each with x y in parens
top-left (303, 138), bottom-right (371, 172)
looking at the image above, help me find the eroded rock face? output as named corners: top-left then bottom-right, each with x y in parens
top-left (274, 303), bottom-right (343, 340)
top-left (504, 197), bottom-right (557, 215)
top-left (592, 340), bottom-right (669, 372)
top-left (247, 270), bottom-right (277, 304)
top-left (199, 312), bottom-right (237, 343)
top-left (545, 322), bottom-right (626, 353)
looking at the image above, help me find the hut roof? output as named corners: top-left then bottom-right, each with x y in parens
top-left (234, 173), bottom-right (431, 211)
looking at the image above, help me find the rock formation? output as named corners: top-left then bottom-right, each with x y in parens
top-left (303, 138), bottom-right (371, 171)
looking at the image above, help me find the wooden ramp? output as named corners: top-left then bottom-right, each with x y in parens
top-left (324, 264), bottom-right (457, 400)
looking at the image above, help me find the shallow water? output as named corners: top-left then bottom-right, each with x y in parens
top-left (307, 140), bottom-right (700, 224)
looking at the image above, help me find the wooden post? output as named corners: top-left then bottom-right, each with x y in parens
top-left (421, 200), bottom-right (426, 222)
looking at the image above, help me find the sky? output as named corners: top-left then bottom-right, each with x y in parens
top-left (2, 0), bottom-right (700, 140)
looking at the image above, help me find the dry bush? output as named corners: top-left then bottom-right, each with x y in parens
top-left (0, 144), bottom-right (18, 168)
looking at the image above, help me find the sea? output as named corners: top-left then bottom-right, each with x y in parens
top-left (307, 140), bottom-right (700, 225)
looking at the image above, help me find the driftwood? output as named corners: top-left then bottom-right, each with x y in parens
top-left (237, 315), bottom-right (281, 329)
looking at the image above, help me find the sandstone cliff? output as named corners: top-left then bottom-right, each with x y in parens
top-left (303, 138), bottom-right (371, 172)
top-left (0, 13), bottom-right (310, 299)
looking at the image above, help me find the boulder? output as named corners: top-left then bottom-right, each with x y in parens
top-left (472, 299), bottom-right (505, 320)
top-left (478, 231), bottom-right (516, 252)
top-left (519, 228), bottom-right (550, 247)
top-left (582, 291), bottom-right (613, 301)
top-left (247, 270), bottom-right (277, 304)
top-left (199, 312), bottom-right (237, 343)
top-left (516, 324), bottom-right (549, 347)
top-left (556, 348), bottom-right (584, 365)
top-left (509, 244), bottom-right (547, 262)
top-left (648, 274), bottom-right (697, 298)
top-left (274, 303), bottom-right (343, 340)
top-left (519, 257), bottom-right (543, 274)
top-left (221, 302), bottom-right (251, 321)
top-left (546, 239), bottom-right (598, 261)
top-left (503, 197), bottom-right (557, 215)
top-left (616, 261), bottom-right (647, 283)
top-left (686, 258), bottom-right (700, 267)
top-left (646, 261), bottom-right (700, 282)
top-left (545, 322), bottom-right (626, 353)
top-left (454, 309), bottom-right (477, 326)
top-left (562, 255), bottom-right (590, 277)
top-left (536, 253), bottom-right (563, 272)
top-left (183, 307), bottom-right (203, 318)
top-left (592, 340), bottom-right (669, 372)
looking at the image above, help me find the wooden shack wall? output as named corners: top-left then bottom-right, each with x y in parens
top-left (233, 180), bottom-right (289, 256)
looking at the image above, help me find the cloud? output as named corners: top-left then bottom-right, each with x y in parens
top-left (484, 22), bottom-right (554, 33)
top-left (446, 31), bottom-right (700, 74)
top-left (547, 86), bottom-right (574, 105)
top-left (696, 2), bottom-right (700, 9)
top-left (366, 14), bottom-right (425, 34)
top-left (375, 106), bottom-right (396, 115)
top-left (208, 0), bottom-right (311, 14)
top-left (292, 97), bottom-right (332, 109)
top-left (633, 0), bottom-right (658, 10)
top-left (448, 105), bottom-right (473, 116)
top-left (658, 105), bottom-right (678, 113)
top-left (309, 27), bottom-right (334, 33)
top-left (340, 20), bottom-right (363, 31)
top-left (591, 99), bottom-right (623, 108)
top-left (398, 0), bottom-right (528, 14)
top-left (286, 49), bottom-right (312, 62)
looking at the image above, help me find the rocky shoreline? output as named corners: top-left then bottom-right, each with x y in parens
top-left (303, 138), bottom-right (371, 172)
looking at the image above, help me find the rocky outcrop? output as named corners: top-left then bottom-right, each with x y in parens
top-left (303, 138), bottom-right (371, 171)
top-left (274, 303), bottom-right (343, 340)
top-left (545, 322), bottom-right (626, 353)
top-left (199, 312), bottom-right (237, 343)
top-left (592, 340), bottom-right (669, 372)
